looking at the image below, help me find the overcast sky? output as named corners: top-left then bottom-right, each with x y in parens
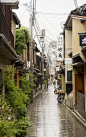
top-left (14, 0), bottom-right (86, 44)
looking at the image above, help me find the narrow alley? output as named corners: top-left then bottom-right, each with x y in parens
top-left (27, 85), bottom-right (86, 137)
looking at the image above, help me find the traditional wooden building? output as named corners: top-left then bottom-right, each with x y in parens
top-left (63, 4), bottom-right (86, 118)
top-left (0, 1), bottom-right (19, 88)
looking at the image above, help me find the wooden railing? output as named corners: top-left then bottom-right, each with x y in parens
top-left (34, 64), bottom-right (40, 71)
top-left (0, 8), bottom-right (14, 48)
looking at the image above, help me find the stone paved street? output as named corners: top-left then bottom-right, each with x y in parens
top-left (27, 85), bottom-right (86, 137)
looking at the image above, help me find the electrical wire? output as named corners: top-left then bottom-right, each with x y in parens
top-left (36, 15), bottom-right (67, 19)
top-left (40, 0), bottom-right (55, 12)
top-left (40, 13), bottom-right (60, 33)
top-left (19, 1), bottom-right (59, 57)
top-left (45, 36), bottom-right (56, 41)
top-left (20, 9), bottom-right (26, 19)
top-left (37, 15), bottom-right (52, 35)
top-left (36, 12), bottom-right (69, 15)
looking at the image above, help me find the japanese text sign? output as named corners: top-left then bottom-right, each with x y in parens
top-left (57, 35), bottom-right (63, 61)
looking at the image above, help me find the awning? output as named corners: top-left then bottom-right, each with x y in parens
top-left (72, 61), bottom-right (84, 67)
top-left (81, 46), bottom-right (86, 56)
top-left (68, 51), bottom-right (72, 57)
top-left (73, 53), bottom-right (82, 64)
top-left (0, 33), bottom-right (17, 60)
top-left (36, 73), bottom-right (42, 76)
top-left (33, 68), bottom-right (40, 72)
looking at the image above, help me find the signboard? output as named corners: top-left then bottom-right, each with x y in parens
top-left (65, 58), bottom-right (72, 64)
top-left (1, 0), bottom-right (19, 4)
top-left (57, 35), bottom-right (63, 61)
top-left (43, 68), bottom-right (46, 71)
top-left (79, 35), bottom-right (86, 46)
top-left (27, 61), bottom-right (30, 68)
top-left (56, 67), bottom-right (59, 71)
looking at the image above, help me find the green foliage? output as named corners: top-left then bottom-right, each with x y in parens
top-left (0, 98), bottom-right (32, 137)
top-left (3, 66), bottom-right (30, 119)
top-left (15, 117), bottom-right (32, 137)
top-left (0, 66), bottom-right (33, 137)
top-left (15, 26), bottom-right (30, 55)
top-left (0, 97), bottom-right (18, 137)
top-left (20, 72), bottom-right (38, 98)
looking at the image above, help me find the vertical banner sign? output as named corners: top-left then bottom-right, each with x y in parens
top-left (57, 35), bottom-right (63, 61)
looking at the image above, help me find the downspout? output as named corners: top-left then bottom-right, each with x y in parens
top-left (84, 21), bottom-right (86, 112)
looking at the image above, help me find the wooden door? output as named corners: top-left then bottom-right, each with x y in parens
top-left (75, 74), bottom-right (84, 106)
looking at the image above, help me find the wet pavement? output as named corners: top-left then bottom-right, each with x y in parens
top-left (27, 85), bottom-right (86, 137)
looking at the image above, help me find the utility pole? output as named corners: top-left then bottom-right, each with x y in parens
top-left (40, 30), bottom-right (45, 91)
top-left (30, 0), bottom-right (36, 103)
top-left (30, 14), bottom-right (33, 103)
top-left (42, 38), bottom-right (44, 91)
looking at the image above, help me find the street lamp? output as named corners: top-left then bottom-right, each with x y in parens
top-left (40, 36), bottom-right (44, 42)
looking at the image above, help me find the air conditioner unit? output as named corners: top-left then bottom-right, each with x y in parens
top-left (27, 61), bottom-right (30, 68)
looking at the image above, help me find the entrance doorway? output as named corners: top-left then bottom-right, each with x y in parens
top-left (75, 73), bottom-right (84, 107)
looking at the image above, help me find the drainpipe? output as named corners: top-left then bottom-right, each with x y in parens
top-left (84, 21), bottom-right (86, 112)
top-left (0, 0), bottom-right (1, 61)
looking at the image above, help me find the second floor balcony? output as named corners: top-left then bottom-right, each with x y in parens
top-left (34, 64), bottom-right (41, 72)
top-left (0, 8), bottom-right (14, 48)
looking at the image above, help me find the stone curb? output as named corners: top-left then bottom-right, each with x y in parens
top-left (62, 102), bottom-right (86, 127)
top-left (33, 90), bottom-right (42, 99)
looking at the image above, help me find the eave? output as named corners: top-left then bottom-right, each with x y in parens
top-left (13, 12), bottom-right (21, 27)
top-left (1, 0), bottom-right (19, 9)
top-left (0, 33), bottom-right (17, 60)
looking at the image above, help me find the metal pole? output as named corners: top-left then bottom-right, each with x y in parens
top-left (0, 0), bottom-right (1, 78)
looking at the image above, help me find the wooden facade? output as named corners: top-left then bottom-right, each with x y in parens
top-left (1, 5), bottom-right (14, 48)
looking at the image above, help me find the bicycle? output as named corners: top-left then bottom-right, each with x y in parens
top-left (57, 93), bottom-right (65, 103)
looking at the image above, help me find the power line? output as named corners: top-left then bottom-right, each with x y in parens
top-left (36, 12), bottom-right (69, 15)
top-left (36, 15), bottom-right (67, 19)
top-left (37, 15), bottom-right (52, 35)
top-left (45, 36), bottom-right (56, 41)
top-left (40, 13), bottom-right (60, 33)
top-left (40, 0), bottom-right (55, 12)
top-left (20, 9), bottom-right (26, 19)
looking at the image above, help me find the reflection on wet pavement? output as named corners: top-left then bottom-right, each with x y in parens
top-left (27, 85), bottom-right (86, 137)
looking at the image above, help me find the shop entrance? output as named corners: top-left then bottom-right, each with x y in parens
top-left (75, 73), bottom-right (84, 107)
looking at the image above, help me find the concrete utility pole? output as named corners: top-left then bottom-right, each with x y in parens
top-left (40, 30), bottom-right (45, 91)
top-left (30, 0), bottom-right (36, 103)
top-left (30, 14), bottom-right (33, 103)
top-left (42, 38), bottom-right (44, 91)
